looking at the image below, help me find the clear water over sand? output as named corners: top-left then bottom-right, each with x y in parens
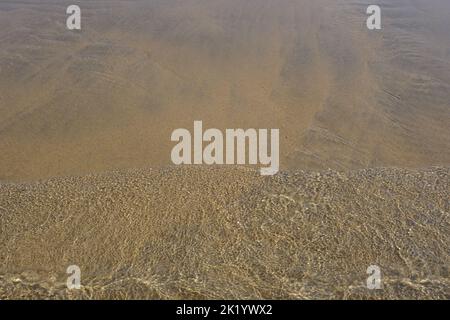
top-left (0, 0), bottom-right (449, 299)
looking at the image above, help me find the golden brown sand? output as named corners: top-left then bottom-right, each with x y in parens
top-left (0, 0), bottom-right (449, 299)
top-left (1, 0), bottom-right (449, 180)
top-left (0, 166), bottom-right (449, 299)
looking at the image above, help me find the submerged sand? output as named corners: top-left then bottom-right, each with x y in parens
top-left (1, 0), bottom-right (450, 180)
top-left (0, 166), bottom-right (448, 299)
top-left (0, 0), bottom-right (449, 300)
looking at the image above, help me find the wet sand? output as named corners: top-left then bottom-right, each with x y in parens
top-left (1, 166), bottom-right (449, 299)
top-left (1, 0), bottom-right (449, 180)
top-left (0, 0), bottom-right (449, 299)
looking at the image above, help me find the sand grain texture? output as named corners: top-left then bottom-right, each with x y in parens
top-left (0, 0), bottom-right (449, 300)
top-left (0, 166), bottom-right (449, 299)
top-left (1, 0), bottom-right (449, 180)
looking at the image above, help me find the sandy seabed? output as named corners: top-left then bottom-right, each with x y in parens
top-left (0, 166), bottom-right (448, 299)
top-left (0, 0), bottom-right (449, 299)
